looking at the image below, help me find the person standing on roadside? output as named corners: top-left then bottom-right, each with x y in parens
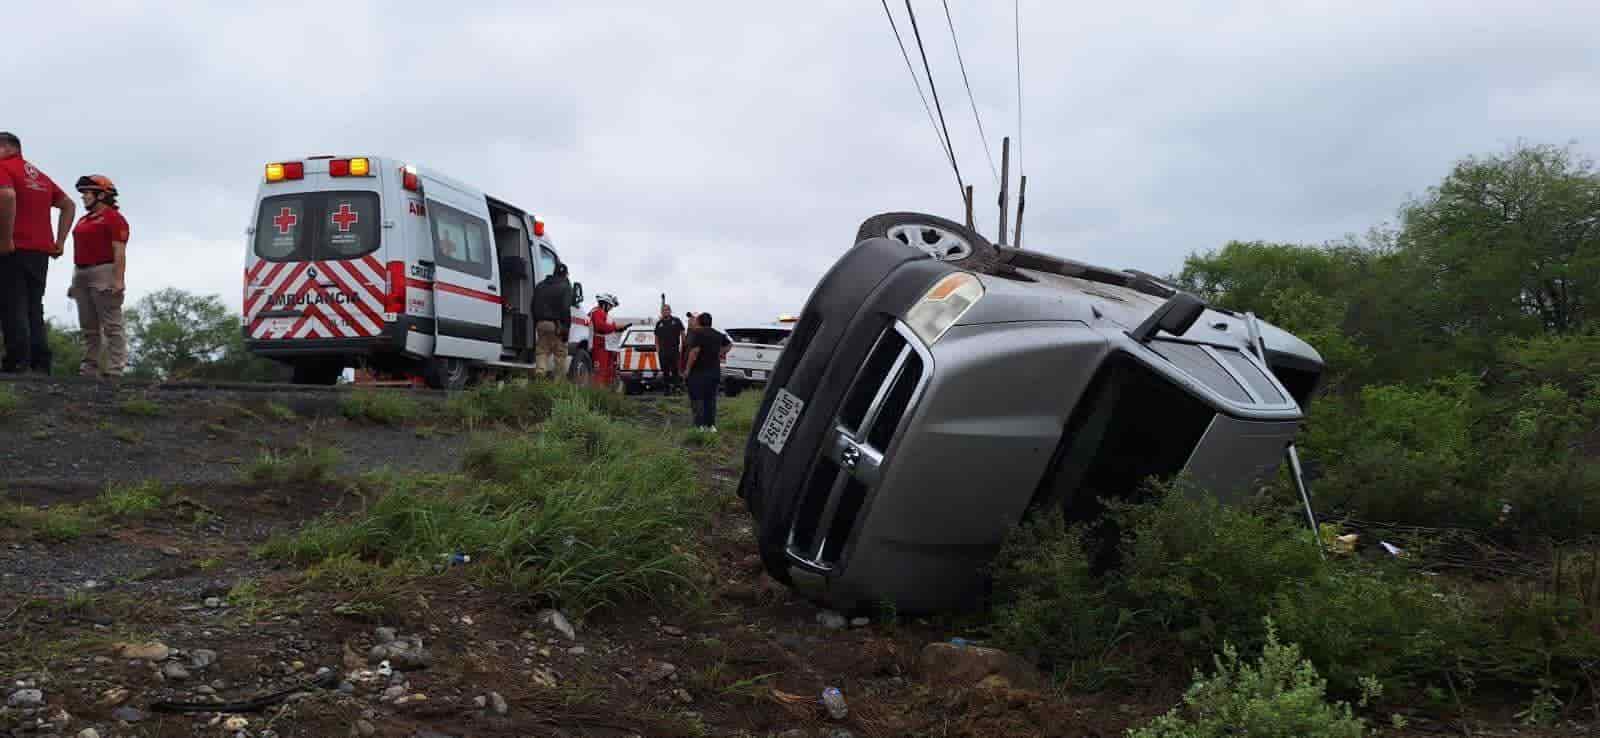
top-left (0, 132), bottom-right (76, 374)
top-left (683, 311), bottom-right (732, 432)
top-left (653, 303), bottom-right (685, 395)
top-left (67, 176), bottom-right (129, 378)
top-left (588, 293), bottom-right (622, 389)
top-left (531, 262), bottom-right (573, 379)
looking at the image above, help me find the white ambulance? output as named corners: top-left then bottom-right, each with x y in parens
top-left (242, 155), bottom-right (592, 388)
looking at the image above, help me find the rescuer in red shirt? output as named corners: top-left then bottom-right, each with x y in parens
top-left (588, 293), bottom-right (622, 389)
top-left (68, 175), bottom-right (131, 378)
top-left (0, 132), bottom-right (77, 373)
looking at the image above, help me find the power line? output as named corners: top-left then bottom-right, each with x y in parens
top-left (940, 0), bottom-right (999, 185)
top-left (904, 0), bottom-right (966, 200)
top-left (1014, 0), bottom-right (1024, 176)
top-left (880, 0), bottom-right (959, 191)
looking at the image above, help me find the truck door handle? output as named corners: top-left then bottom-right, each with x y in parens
top-left (487, 285), bottom-right (498, 292)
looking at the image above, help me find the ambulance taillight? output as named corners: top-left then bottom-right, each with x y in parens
top-left (385, 261), bottom-right (407, 314)
top-left (265, 162), bottom-right (304, 182)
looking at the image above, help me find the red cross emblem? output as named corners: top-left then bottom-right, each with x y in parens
top-left (330, 202), bottom-right (360, 232)
top-left (273, 207), bottom-right (298, 234)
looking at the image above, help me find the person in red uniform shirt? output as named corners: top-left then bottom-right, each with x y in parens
top-left (0, 132), bottom-right (76, 373)
top-left (588, 293), bottom-right (622, 389)
top-left (68, 175), bottom-right (130, 378)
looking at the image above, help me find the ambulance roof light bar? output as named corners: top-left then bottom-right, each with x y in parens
top-left (265, 161), bottom-right (303, 182)
top-left (533, 217), bottom-right (546, 237)
top-left (329, 157), bottom-right (371, 177)
top-left (400, 164), bottom-right (422, 193)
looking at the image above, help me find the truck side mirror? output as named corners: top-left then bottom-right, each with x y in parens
top-left (571, 281), bottom-right (584, 307)
top-left (1129, 291), bottom-right (1206, 342)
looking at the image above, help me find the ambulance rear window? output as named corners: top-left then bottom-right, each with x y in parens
top-left (253, 192), bottom-right (380, 263)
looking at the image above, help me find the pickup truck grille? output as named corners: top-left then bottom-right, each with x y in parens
top-left (787, 322), bottom-right (928, 571)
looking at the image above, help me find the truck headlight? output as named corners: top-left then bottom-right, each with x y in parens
top-left (905, 271), bottom-right (984, 345)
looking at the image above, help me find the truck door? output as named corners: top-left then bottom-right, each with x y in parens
top-left (423, 198), bottom-right (502, 361)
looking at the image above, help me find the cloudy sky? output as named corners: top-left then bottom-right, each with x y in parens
top-left (7, 0), bottom-right (1598, 330)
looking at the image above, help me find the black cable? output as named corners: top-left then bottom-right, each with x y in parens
top-left (940, 0), bottom-right (999, 185)
top-left (881, 0), bottom-right (957, 184)
top-left (904, 0), bottom-right (966, 199)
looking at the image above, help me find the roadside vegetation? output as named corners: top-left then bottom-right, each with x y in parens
top-left (973, 141), bottom-right (1600, 728)
top-left (263, 383), bottom-right (709, 615)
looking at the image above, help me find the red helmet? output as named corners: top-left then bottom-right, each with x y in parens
top-left (75, 175), bottom-right (118, 197)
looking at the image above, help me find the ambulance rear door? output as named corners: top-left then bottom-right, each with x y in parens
top-left (420, 174), bottom-right (502, 362)
top-left (245, 157), bottom-right (391, 347)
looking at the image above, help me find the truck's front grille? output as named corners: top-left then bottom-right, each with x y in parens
top-left (787, 322), bottom-right (929, 571)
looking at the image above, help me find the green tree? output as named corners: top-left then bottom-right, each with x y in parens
top-left (125, 288), bottom-right (237, 379)
top-left (1399, 141), bottom-right (1600, 338)
top-left (46, 319), bottom-right (85, 378)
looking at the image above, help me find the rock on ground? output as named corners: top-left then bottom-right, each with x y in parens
top-left (917, 641), bottom-right (1044, 690)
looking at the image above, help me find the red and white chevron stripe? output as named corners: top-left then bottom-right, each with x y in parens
top-left (243, 254), bottom-right (391, 340)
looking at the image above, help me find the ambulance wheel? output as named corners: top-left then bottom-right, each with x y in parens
top-left (568, 352), bottom-right (593, 383)
top-left (424, 357), bottom-right (470, 391)
top-left (291, 361), bottom-right (341, 386)
top-left (623, 380), bottom-right (644, 396)
top-left (856, 212), bottom-right (999, 273)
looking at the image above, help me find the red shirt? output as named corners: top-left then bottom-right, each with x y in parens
top-left (0, 154), bottom-right (66, 252)
top-left (72, 206), bottom-right (130, 267)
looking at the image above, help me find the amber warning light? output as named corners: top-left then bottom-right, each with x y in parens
top-left (264, 161), bottom-right (304, 182)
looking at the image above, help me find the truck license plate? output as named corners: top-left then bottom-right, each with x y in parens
top-left (758, 388), bottom-right (805, 455)
top-left (752, 370), bottom-right (768, 380)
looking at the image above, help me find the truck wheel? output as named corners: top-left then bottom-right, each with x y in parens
top-left (856, 212), bottom-right (999, 273)
top-left (424, 357), bottom-right (471, 391)
top-left (623, 379), bottom-right (644, 396)
top-left (723, 381), bottom-right (743, 398)
top-left (291, 361), bottom-right (341, 386)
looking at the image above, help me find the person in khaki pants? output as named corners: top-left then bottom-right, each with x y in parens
top-left (67, 175), bottom-right (129, 378)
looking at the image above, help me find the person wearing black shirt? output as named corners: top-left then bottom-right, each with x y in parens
top-left (653, 304), bottom-right (685, 395)
top-left (683, 311), bottom-right (732, 431)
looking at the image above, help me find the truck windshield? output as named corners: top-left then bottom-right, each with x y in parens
top-left (254, 192), bottom-right (380, 263)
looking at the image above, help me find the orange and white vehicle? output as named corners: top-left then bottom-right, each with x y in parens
top-left (614, 323), bottom-right (666, 395)
top-left (242, 155), bottom-right (590, 387)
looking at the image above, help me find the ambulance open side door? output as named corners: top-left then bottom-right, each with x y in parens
top-left (422, 183), bottom-right (503, 361)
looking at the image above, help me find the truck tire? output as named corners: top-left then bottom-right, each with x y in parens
top-left (723, 380), bottom-right (743, 398)
top-left (855, 212), bottom-right (999, 274)
top-left (290, 361), bottom-right (341, 386)
top-left (424, 357), bottom-right (470, 391)
top-left (623, 379), bottom-right (644, 396)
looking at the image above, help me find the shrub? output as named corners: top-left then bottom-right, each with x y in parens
top-left (339, 390), bottom-right (421, 425)
top-left (0, 385), bottom-right (20, 416)
top-left (1110, 486), bottom-right (1324, 654)
top-left (989, 507), bottom-right (1121, 678)
top-left (1127, 620), bottom-right (1369, 738)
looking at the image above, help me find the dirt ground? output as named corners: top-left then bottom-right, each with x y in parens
top-left (0, 376), bottom-right (1592, 738)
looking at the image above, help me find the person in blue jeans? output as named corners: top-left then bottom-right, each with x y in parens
top-left (683, 311), bottom-right (731, 431)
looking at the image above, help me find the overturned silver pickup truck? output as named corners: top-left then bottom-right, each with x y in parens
top-left (737, 212), bottom-right (1325, 614)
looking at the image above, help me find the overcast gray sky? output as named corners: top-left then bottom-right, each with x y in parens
top-left (7, 1), bottom-right (1598, 330)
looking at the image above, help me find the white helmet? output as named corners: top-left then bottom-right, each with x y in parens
top-left (596, 293), bottom-right (619, 308)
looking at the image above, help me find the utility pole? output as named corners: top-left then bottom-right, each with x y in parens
top-left (997, 136), bottom-right (1011, 245)
top-left (964, 185), bottom-right (975, 229)
top-left (1013, 174), bottom-right (1027, 248)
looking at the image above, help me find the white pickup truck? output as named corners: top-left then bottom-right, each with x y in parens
top-left (721, 318), bottom-right (796, 397)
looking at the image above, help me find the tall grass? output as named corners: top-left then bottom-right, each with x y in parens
top-left (0, 384), bottom-right (20, 416)
top-left (447, 379), bottom-right (631, 427)
top-left (339, 390), bottom-right (422, 425)
top-left (264, 390), bottom-right (706, 615)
